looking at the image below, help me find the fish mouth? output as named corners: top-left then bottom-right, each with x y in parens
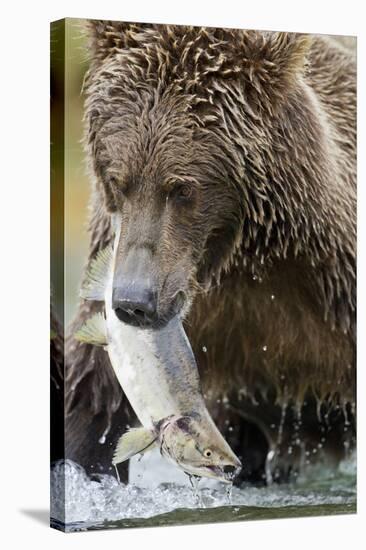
top-left (181, 463), bottom-right (242, 483)
top-left (206, 464), bottom-right (242, 483)
top-left (208, 466), bottom-right (241, 483)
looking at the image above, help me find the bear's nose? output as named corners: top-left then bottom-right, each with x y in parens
top-left (112, 285), bottom-right (157, 327)
top-left (112, 246), bottom-right (158, 328)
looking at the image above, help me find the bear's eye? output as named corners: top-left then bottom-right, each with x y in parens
top-left (109, 176), bottom-right (121, 190)
top-left (203, 449), bottom-right (212, 458)
top-left (172, 184), bottom-right (193, 201)
top-left (110, 176), bottom-right (128, 198)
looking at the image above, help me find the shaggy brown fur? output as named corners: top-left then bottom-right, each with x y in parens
top-left (66, 22), bottom-right (356, 481)
top-left (51, 310), bottom-right (65, 465)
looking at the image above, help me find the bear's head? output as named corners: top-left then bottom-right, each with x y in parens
top-left (84, 22), bottom-right (312, 328)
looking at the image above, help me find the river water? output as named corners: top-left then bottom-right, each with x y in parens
top-left (50, 449), bottom-right (356, 531)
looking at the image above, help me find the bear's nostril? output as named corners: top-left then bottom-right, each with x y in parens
top-left (113, 304), bottom-right (154, 327)
top-left (114, 307), bottom-right (134, 324)
top-left (133, 308), bottom-right (147, 320)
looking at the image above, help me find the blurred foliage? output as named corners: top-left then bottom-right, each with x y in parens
top-left (51, 19), bottom-right (90, 325)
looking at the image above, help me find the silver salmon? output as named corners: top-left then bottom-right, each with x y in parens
top-left (75, 222), bottom-right (241, 483)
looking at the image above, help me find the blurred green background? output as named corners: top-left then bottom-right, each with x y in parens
top-left (51, 19), bottom-right (90, 326)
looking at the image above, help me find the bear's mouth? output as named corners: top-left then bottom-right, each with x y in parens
top-left (153, 291), bottom-right (187, 330)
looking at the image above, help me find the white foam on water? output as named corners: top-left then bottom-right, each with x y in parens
top-left (50, 450), bottom-right (356, 528)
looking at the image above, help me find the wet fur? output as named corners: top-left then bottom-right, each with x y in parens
top-left (66, 23), bottom-right (356, 478)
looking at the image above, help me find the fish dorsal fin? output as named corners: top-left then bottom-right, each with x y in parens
top-left (74, 313), bottom-right (108, 347)
top-left (80, 245), bottom-right (113, 301)
top-left (112, 427), bottom-right (157, 465)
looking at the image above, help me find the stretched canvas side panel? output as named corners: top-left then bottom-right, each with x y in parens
top-left (50, 18), bottom-right (66, 531)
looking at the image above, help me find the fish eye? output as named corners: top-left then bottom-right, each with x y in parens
top-left (203, 449), bottom-right (212, 458)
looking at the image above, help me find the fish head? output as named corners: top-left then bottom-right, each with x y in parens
top-left (159, 414), bottom-right (242, 483)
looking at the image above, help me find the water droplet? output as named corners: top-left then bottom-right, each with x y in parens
top-left (188, 475), bottom-right (203, 507)
top-left (262, 345), bottom-right (267, 351)
top-left (267, 450), bottom-right (275, 461)
top-left (114, 464), bottom-right (121, 484)
top-left (265, 449), bottom-right (275, 485)
top-left (226, 482), bottom-right (233, 504)
top-left (316, 399), bottom-right (323, 422)
top-left (276, 400), bottom-right (288, 447)
top-left (271, 294), bottom-right (275, 300)
top-left (202, 346), bottom-right (207, 353)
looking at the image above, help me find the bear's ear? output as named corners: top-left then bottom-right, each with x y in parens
top-left (85, 19), bottom-right (152, 65)
top-left (240, 31), bottom-right (312, 110)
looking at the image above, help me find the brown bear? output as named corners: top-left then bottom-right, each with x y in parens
top-left (65, 22), bottom-right (356, 483)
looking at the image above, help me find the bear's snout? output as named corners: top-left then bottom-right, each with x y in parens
top-left (112, 246), bottom-right (158, 328)
top-left (111, 244), bottom-right (187, 329)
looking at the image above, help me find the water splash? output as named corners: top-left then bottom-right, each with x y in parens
top-left (276, 399), bottom-right (288, 447)
top-left (188, 475), bottom-right (203, 507)
top-left (226, 482), bottom-right (233, 504)
top-left (264, 448), bottom-right (275, 485)
top-left (51, 453), bottom-right (356, 530)
top-left (114, 465), bottom-right (120, 483)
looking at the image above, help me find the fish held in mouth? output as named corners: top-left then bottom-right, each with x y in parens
top-left (157, 413), bottom-right (242, 483)
top-left (112, 412), bottom-right (241, 483)
top-left (75, 220), bottom-right (241, 483)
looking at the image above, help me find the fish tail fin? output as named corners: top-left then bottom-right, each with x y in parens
top-left (112, 427), bottom-right (157, 465)
top-left (74, 313), bottom-right (108, 346)
top-left (80, 244), bottom-right (113, 301)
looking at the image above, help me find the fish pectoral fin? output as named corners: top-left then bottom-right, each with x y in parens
top-left (74, 313), bottom-right (108, 347)
top-left (80, 244), bottom-right (113, 301)
top-left (112, 428), bottom-right (157, 465)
